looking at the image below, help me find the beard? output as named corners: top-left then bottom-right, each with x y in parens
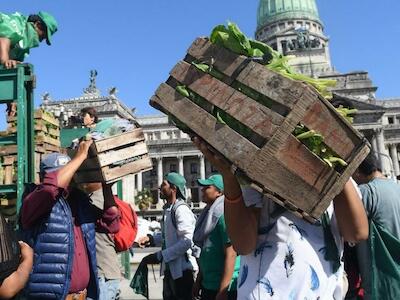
top-left (160, 190), bottom-right (169, 200)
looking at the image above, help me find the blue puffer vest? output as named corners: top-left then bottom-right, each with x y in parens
top-left (21, 188), bottom-right (99, 300)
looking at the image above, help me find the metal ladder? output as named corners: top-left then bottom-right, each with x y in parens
top-left (0, 64), bottom-right (35, 214)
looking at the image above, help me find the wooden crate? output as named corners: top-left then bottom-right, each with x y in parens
top-left (150, 37), bottom-right (370, 222)
top-left (67, 128), bottom-right (153, 184)
top-left (7, 109), bottom-right (59, 128)
top-left (0, 145), bottom-right (58, 185)
top-left (7, 123), bottom-right (60, 137)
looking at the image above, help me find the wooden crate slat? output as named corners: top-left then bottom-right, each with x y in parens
top-left (3, 156), bottom-right (15, 185)
top-left (36, 135), bottom-right (61, 147)
top-left (94, 129), bottom-right (145, 153)
top-left (0, 198), bottom-right (16, 206)
top-left (0, 145), bottom-right (17, 156)
top-left (187, 37), bottom-right (248, 78)
top-left (170, 61), bottom-right (284, 139)
top-left (34, 119), bottom-right (59, 129)
top-left (187, 38), bottom-right (302, 111)
top-left (73, 156), bottom-right (153, 184)
top-left (102, 156), bottom-right (153, 183)
top-left (236, 61), bottom-right (304, 110)
top-left (7, 123), bottom-right (48, 134)
top-left (312, 143), bottom-right (370, 218)
top-left (245, 153), bottom-right (323, 213)
top-left (301, 94), bottom-right (362, 160)
top-left (34, 110), bottom-right (59, 127)
top-left (275, 135), bottom-right (340, 193)
top-left (151, 83), bottom-right (259, 167)
top-left (98, 142), bottom-right (148, 167)
top-left (41, 143), bottom-right (60, 153)
top-left (48, 128), bottom-right (60, 137)
top-left (7, 110), bottom-right (59, 127)
top-left (69, 128), bottom-right (151, 183)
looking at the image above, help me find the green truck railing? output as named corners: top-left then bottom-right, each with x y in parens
top-left (0, 64), bottom-right (35, 215)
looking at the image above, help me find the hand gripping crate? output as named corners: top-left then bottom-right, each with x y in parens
top-left (150, 37), bottom-right (370, 223)
top-left (68, 128), bottom-right (153, 184)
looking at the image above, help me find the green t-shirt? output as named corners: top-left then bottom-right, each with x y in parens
top-left (0, 12), bottom-right (40, 61)
top-left (356, 178), bottom-right (400, 298)
top-left (199, 215), bottom-right (240, 291)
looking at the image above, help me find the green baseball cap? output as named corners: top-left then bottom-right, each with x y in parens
top-left (38, 11), bottom-right (58, 45)
top-left (198, 174), bottom-right (224, 192)
top-left (165, 172), bottom-right (187, 200)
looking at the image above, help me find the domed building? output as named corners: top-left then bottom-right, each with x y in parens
top-left (255, 0), bottom-right (400, 178)
top-left (256, 0), bottom-right (332, 76)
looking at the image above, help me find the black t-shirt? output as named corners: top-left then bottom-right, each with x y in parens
top-left (0, 212), bottom-right (20, 285)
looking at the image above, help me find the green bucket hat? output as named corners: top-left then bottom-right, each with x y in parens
top-left (38, 11), bottom-right (58, 45)
top-left (198, 174), bottom-right (224, 192)
top-left (165, 172), bottom-right (186, 200)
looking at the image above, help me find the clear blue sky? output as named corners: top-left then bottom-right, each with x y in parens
top-left (1, 0), bottom-right (399, 124)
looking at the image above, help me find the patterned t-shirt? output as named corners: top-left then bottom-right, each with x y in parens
top-left (237, 187), bottom-right (345, 300)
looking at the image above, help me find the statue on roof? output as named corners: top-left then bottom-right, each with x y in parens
top-left (83, 69), bottom-right (100, 96)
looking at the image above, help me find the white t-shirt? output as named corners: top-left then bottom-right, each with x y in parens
top-left (237, 187), bottom-right (345, 300)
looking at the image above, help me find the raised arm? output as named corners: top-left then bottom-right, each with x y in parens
top-left (333, 179), bottom-right (368, 243)
top-left (57, 139), bottom-right (92, 189)
top-left (21, 140), bottom-right (92, 229)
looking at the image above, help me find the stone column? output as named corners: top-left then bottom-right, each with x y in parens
top-left (376, 128), bottom-right (386, 170)
top-left (137, 172), bottom-right (143, 192)
top-left (178, 156), bottom-right (184, 176)
top-left (389, 144), bottom-right (400, 176)
top-left (371, 134), bottom-right (378, 155)
top-left (199, 155), bottom-right (205, 180)
top-left (123, 174), bottom-right (135, 204)
top-left (157, 157), bottom-right (163, 186)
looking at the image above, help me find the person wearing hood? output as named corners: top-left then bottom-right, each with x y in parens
top-left (192, 174), bottom-right (240, 300)
top-left (137, 172), bottom-right (198, 300)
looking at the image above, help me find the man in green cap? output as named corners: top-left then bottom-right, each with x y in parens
top-left (192, 174), bottom-right (240, 300)
top-left (0, 11), bottom-right (58, 68)
top-left (137, 172), bottom-right (198, 300)
top-left (0, 11), bottom-right (58, 115)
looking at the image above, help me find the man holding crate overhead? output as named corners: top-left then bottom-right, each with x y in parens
top-left (20, 139), bottom-right (121, 300)
top-left (193, 137), bottom-right (368, 300)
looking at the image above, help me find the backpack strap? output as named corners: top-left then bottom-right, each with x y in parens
top-left (171, 200), bottom-right (190, 230)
